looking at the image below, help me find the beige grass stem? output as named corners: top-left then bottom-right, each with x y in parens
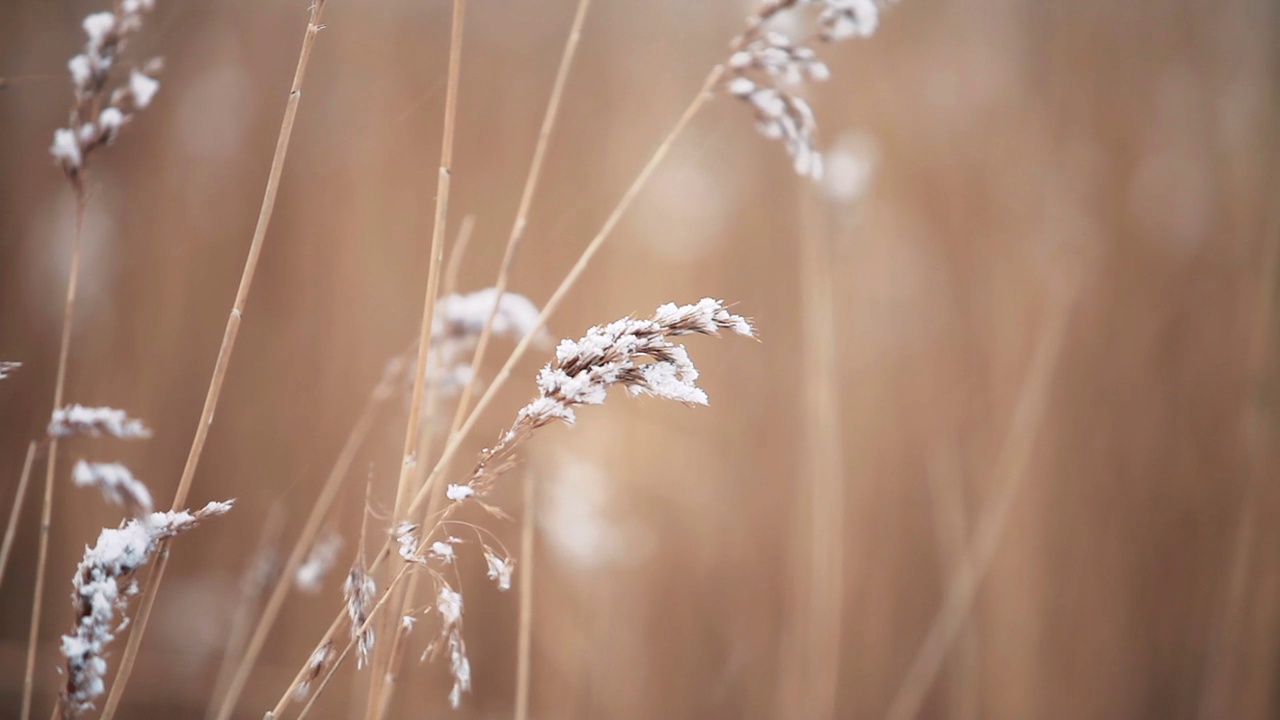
top-left (373, 2), bottom-right (467, 714)
top-left (99, 4), bottom-right (330, 717)
top-left (1195, 149), bottom-right (1280, 720)
top-left (514, 470), bottom-right (537, 720)
top-left (0, 441), bottom-right (38, 591)
top-left (23, 192), bottom-right (86, 720)
top-left (774, 190), bottom-right (847, 718)
top-left (448, 0), bottom-right (593, 434)
top-left (377, 2), bottom-right (590, 705)
top-left (883, 283), bottom-right (1077, 720)
top-left (368, 217), bottom-right (478, 720)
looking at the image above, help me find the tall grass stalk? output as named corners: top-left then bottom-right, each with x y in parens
top-left (98, 3), bottom-right (330, 716)
top-left (0, 441), bottom-right (38, 591)
top-left (513, 470), bottom-right (537, 720)
top-left (884, 281), bottom-right (1078, 720)
top-left (373, 0), bottom-right (468, 714)
top-left (372, 4), bottom-right (592, 713)
top-left (774, 190), bottom-right (847, 718)
top-left (22, 194), bottom-right (86, 720)
top-left (446, 0), bottom-right (593, 435)
top-left (1195, 147), bottom-right (1280, 720)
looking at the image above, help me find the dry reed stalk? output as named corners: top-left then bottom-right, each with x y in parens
top-left (442, 216), bottom-right (477, 301)
top-left (375, 4), bottom-right (592, 711)
top-left (99, 4), bottom-right (330, 716)
top-left (23, 195), bottom-right (86, 720)
top-left (1195, 147), bottom-right (1280, 720)
top-left (924, 440), bottom-right (979, 720)
top-left (371, 1), bottom-right (468, 714)
top-left (773, 189), bottom-right (847, 718)
top-left (447, 0), bottom-right (594, 435)
top-left (513, 469), bottom-right (537, 720)
top-left (883, 281), bottom-right (1078, 720)
top-left (0, 442), bottom-right (37, 591)
top-left (369, 218), bottom-right (479, 720)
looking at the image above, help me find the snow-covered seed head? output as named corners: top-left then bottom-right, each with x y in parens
top-left (52, 1), bottom-right (162, 180)
top-left (483, 547), bottom-right (514, 592)
top-left (514, 298), bottom-right (753, 429)
top-left (0, 361), bottom-right (21, 380)
top-left (60, 500), bottom-right (233, 716)
top-left (71, 460), bottom-right (153, 517)
top-left (294, 530), bottom-right (343, 594)
top-left (394, 522), bottom-right (421, 561)
top-left (725, 0), bottom-right (891, 180)
top-left (343, 561), bottom-right (377, 670)
top-left (432, 584), bottom-right (470, 708)
top-left (293, 641), bottom-right (334, 702)
top-left (49, 405), bottom-right (152, 440)
top-left (445, 484), bottom-right (475, 503)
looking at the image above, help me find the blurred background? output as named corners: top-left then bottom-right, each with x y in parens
top-left (2, 0), bottom-right (1279, 718)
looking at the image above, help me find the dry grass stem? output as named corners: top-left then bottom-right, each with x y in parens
top-left (774, 190), bottom-right (847, 718)
top-left (373, 0), bottom-right (468, 714)
top-left (23, 194), bottom-right (87, 720)
top-left (513, 470), bottom-right (537, 720)
top-left (1195, 147), bottom-right (1280, 720)
top-left (0, 442), bottom-right (38, 591)
top-left (883, 283), bottom-right (1078, 720)
top-left (447, 0), bottom-right (594, 435)
top-left (99, 4), bottom-right (331, 716)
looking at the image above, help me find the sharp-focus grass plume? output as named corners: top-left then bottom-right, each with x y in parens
top-left (50, 0), bottom-right (162, 185)
top-left (384, 298), bottom-right (754, 709)
top-left (726, 0), bottom-right (890, 179)
top-left (60, 500), bottom-right (233, 718)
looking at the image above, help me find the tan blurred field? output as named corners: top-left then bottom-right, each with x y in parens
top-left (2, 0), bottom-right (1279, 718)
